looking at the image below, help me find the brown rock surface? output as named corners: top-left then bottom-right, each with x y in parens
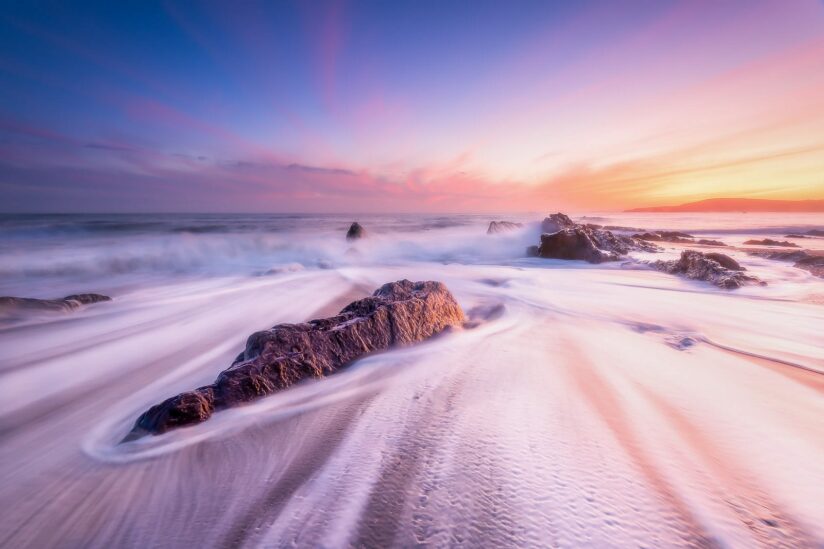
top-left (126, 280), bottom-right (465, 439)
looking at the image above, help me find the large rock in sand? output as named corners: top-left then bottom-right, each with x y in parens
top-left (126, 280), bottom-right (465, 439)
top-left (652, 250), bottom-right (762, 289)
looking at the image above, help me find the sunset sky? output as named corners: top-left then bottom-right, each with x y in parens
top-left (1, 0), bottom-right (823, 213)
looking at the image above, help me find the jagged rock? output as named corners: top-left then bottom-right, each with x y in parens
top-left (743, 239), bottom-right (799, 247)
top-left (652, 251), bottom-right (762, 289)
top-left (748, 249), bottom-right (824, 278)
top-left (0, 293), bottom-right (111, 320)
top-left (538, 227), bottom-right (619, 263)
top-left (125, 280), bottom-right (465, 439)
top-left (487, 221), bottom-right (523, 234)
top-left (346, 222), bottom-right (367, 240)
top-left (540, 213), bottom-right (575, 233)
top-left (696, 239), bottom-right (727, 246)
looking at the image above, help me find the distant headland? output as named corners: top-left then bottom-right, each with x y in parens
top-left (627, 198), bottom-right (824, 213)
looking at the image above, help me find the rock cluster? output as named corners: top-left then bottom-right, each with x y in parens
top-left (534, 213), bottom-right (658, 263)
top-left (126, 280), bottom-right (465, 439)
top-left (652, 251), bottom-right (762, 289)
top-left (748, 249), bottom-right (824, 278)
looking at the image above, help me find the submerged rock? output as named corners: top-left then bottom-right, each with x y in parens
top-left (487, 220), bottom-right (523, 234)
top-left (743, 239), bottom-right (799, 247)
top-left (346, 222), bottom-right (367, 240)
top-left (0, 293), bottom-right (111, 319)
top-left (652, 251), bottom-right (762, 289)
top-left (540, 213), bottom-right (575, 233)
top-left (785, 234), bottom-right (807, 239)
top-left (126, 280), bottom-right (466, 439)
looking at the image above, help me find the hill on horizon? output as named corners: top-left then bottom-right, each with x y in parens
top-left (627, 198), bottom-right (824, 213)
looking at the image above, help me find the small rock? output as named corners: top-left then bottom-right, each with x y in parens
top-left (346, 222), bottom-right (367, 240)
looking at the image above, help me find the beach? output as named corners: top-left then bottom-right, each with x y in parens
top-left (0, 212), bottom-right (822, 547)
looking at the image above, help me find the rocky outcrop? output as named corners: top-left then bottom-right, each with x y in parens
top-left (487, 221), bottom-right (523, 234)
top-left (633, 231), bottom-right (693, 243)
top-left (125, 280), bottom-right (466, 440)
top-left (743, 239), bottom-right (799, 247)
top-left (696, 239), bottom-right (727, 247)
top-left (0, 293), bottom-right (111, 319)
top-left (540, 213), bottom-right (575, 233)
top-left (535, 213), bottom-right (658, 263)
top-left (346, 222), bottom-right (367, 240)
top-left (538, 227), bottom-right (619, 263)
top-left (748, 249), bottom-right (824, 278)
top-left (652, 251), bottom-right (762, 289)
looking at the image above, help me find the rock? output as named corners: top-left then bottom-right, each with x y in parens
top-left (632, 231), bottom-right (693, 243)
top-left (652, 251), bottom-right (762, 289)
top-left (785, 234), bottom-right (807, 239)
top-left (346, 222), bottom-right (367, 240)
top-left (696, 239), bottom-right (727, 246)
top-left (526, 245), bottom-right (540, 257)
top-left (748, 249), bottom-right (824, 278)
top-left (703, 252), bottom-right (744, 271)
top-left (540, 213), bottom-right (575, 233)
top-left (806, 230), bottom-right (824, 237)
top-left (125, 280), bottom-right (465, 439)
top-left (743, 239), bottom-right (799, 247)
top-left (0, 294), bottom-right (111, 319)
top-left (538, 227), bottom-right (619, 263)
top-left (487, 221), bottom-right (523, 234)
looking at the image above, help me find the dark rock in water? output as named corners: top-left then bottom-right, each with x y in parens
top-left (806, 229), bottom-right (824, 237)
top-left (785, 234), bottom-right (807, 239)
top-left (540, 213), bottom-right (575, 233)
top-left (0, 293), bottom-right (111, 320)
top-left (633, 231), bottom-right (693, 243)
top-left (748, 249), bottom-right (824, 278)
top-left (696, 239), bottom-right (727, 247)
top-left (703, 252), bottom-right (744, 271)
top-left (538, 227), bottom-right (620, 263)
top-left (346, 222), bottom-right (367, 240)
top-left (743, 239), bottom-right (799, 247)
top-left (487, 220), bottom-right (523, 234)
top-left (603, 225), bottom-right (644, 232)
top-left (126, 280), bottom-right (465, 439)
top-left (526, 245), bottom-right (540, 257)
top-left (583, 223), bottom-right (603, 229)
top-left (652, 251), bottom-right (762, 289)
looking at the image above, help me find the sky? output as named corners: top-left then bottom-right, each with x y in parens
top-left (1, 0), bottom-right (823, 213)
